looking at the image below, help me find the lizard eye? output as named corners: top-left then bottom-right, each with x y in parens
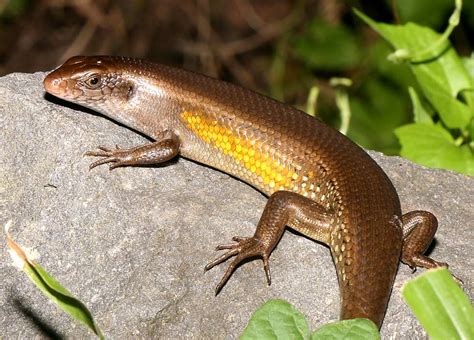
top-left (85, 74), bottom-right (102, 89)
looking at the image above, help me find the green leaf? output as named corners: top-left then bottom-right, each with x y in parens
top-left (402, 268), bottom-right (474, 340)
top-left (241, 299), bottom-right (310, 340)
top-left (461, 56), bottom-right (474, 111)
top-left (355, 9), bottom-right (474, 129)
top-left (462, 56), bottom-right (474, 80)
top-left (470, 120), bottom-right (474, 141)
top-left (311, 318), bottom-right (380, 340)
top-left (412, 62), bottom-right (473, 128)
top-left (395, 123), bottom-right (474, 175)
top-left (408, 87), bottom-right (434, 124)
top-left (27, 265), bottom-right (103, 338)
top-left (293, 19), bottom-right (360, 71)
top-left (6, 228), bottom-right (104, 338)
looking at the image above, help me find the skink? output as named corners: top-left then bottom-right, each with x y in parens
top-left (43, 56), bottom-right (449, 328)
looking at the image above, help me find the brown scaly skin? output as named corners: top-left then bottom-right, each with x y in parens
top-left (43, 56), bottom-right (450, 328)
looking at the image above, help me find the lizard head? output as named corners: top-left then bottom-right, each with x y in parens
top-left (44, 56), bottom-right (138, 121)
top-left (44, 55), bottom-right (173, 137)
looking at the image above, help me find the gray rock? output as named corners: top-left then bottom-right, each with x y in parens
top-left (0, 72), bottom-right (472, 339)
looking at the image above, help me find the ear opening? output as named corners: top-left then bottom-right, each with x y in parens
top-left (126, 83), bottom-right (136, 100)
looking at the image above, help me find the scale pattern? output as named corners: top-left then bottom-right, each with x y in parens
top-left (44, 56), bottom-right (441, 329)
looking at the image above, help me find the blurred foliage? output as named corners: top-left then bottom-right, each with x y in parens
top-left (0, 0), bottom-right (30, 21)
top-left (356, 2), bottom-right (474, 175)
top-left (0, 0), bottom-right (473, 173)
top-left (292, 18), bottom-right (361, 71)
top-left (275, 0), bottom-right (474, 174)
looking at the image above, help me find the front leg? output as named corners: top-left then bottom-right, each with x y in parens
top-left (205, 190), bottom-right (335, 293)
top-left (85, 130), bottom-right (180, 170)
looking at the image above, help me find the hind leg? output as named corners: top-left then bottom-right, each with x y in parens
top-left (205, 190), bottom-right (335, 293)
top-left (400, 210), bottom-right (447, 271)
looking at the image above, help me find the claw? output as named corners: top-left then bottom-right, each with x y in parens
top-left (205, 249), bottom-right (239, 271)
top-left (232, 236), bottom-right (247, 242)
top-left (99, 146), bottom-right (113, 152)
top-left (109, 162), bottom-right (122, 170)
top-left (206, 236), bottom-right (271, 294)
top-left (215, 237), bottom-right (251, 251)
top-left (89, 156), bottom-right (117, 170)
top-left (84, 150), bottom-right (102, 157)
top-left (215, 243), bottom-right (239, 251)
top-left (85, 145), bottom-right (128, 170)
top-left (85, 146), bottom-right (114, 157)
top-left (214, 256), bottom-right (241, 294)
top-left (263, 255), bottom-right (271, 285)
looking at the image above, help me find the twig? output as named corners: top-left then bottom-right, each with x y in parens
top-left (391, 0), bottom-right (400, 24)
top-left (234, 0), bottom-right (265, 30)
top-left (196, 0), bottom-right (218, 76)
top-left (59, 19), bottom-right (97, 62)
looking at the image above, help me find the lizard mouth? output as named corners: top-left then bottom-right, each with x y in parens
top-left (43, 71), bottom-right (66, 97)
top-left (43, 69), bottom-right (83, 100)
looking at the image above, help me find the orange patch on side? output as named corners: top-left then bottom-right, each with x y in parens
top-left (181, 110), bottom-right (297, 189)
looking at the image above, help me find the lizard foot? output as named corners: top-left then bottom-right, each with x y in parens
top-left (205, 236), bottom-right (271, 294)
top-left (85, 146), bottom-right (133, 170)
top-left (404, 255), bottom-right (463, 284)
top-left (84, 137), bottom-right (180, 170)
top-left (404, 254), bottom-right (448, 273)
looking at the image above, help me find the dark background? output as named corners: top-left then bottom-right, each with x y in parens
top-left (2, 0), bottom-right (473, 154)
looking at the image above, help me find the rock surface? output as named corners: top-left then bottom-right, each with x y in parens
top-left (0, 72), bottom-right (472, 339)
